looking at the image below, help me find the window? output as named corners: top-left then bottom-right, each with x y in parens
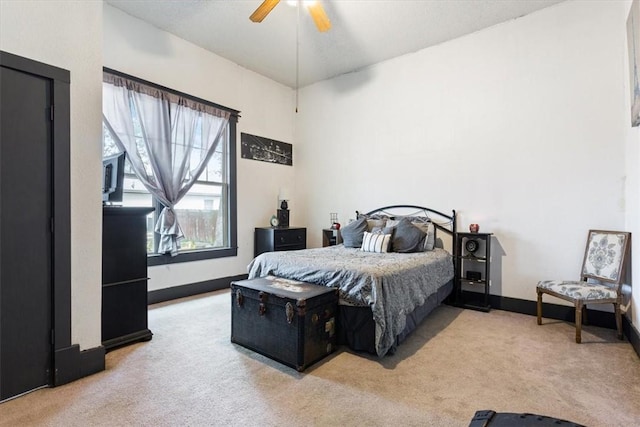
top-left (102, 69), bottom-right (238, 265)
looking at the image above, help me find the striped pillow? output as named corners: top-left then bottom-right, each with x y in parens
top-left (360, 231), bottom-right (392, 253)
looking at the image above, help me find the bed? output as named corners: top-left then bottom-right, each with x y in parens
top-left (247, 205), bottom-right (457, 357)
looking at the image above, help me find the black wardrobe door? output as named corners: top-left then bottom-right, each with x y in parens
top-left (0, 65), bottom-right (53, 400)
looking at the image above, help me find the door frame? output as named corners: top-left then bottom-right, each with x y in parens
top-left (0, 51), bottom-right (71, 387)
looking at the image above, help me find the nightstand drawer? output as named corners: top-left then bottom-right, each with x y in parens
top-left (274, 228), bottom-right (306, 249)
top-left (255, 227), bottom-right (307, 257)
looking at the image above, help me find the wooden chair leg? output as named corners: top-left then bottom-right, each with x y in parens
top-left (614, 303), bottom-right (623, 340)
top-left (575, 301), bottom-right (583, 344)
top-left (582, 304), bottom-right (588, 325)
top-left (537, 289), bottom-right (542, 325)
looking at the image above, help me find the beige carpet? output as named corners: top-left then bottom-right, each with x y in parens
top-left (1, 288), bottom-right (639, 426)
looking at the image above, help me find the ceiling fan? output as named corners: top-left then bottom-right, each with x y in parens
top-left (250, 0), bottom-right (331, 32)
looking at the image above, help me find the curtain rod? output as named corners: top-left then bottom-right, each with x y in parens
top-left (103, 67), bottom-right (241, 120)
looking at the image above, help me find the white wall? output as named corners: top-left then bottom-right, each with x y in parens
top-left (103, 5), bottom-right (297, 292)
top-left (0, 0), bottom-right (104, 349)
top-left (296, 0), bottom-right (632, 310)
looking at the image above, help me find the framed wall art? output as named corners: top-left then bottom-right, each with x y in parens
top-left (628, 0), bottom-right (640, 127)
top-left (241, 133), bottom-right (292, 166)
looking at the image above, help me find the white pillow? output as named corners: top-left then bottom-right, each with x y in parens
top-left (360, 231), bottom-right (392, 253)
top-left (366, 218), bottom-right (386, 232)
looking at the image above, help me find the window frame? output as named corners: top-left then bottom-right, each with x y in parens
top-left (103, 67), bottom-right (239, 266)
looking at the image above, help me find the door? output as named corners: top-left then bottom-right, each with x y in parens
top-left (0, 64), bottom-right (53, 400)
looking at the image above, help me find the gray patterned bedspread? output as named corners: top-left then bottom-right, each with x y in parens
top-left (247, 245), bottom-right (454, 356)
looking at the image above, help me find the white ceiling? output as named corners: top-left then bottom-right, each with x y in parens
top-left (105, 0), bottom-right (566, 88)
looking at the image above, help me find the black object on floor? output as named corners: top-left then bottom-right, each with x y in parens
top-left (469, 410), bottom-right (586, 427)
top-left (231, 277), bottom-right (338, 371)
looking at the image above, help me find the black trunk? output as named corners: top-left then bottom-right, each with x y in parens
top-left (231, 277), bottom-right (338, 371)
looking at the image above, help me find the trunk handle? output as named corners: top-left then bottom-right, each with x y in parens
top-left (285, 302), bottom-right (294, 324)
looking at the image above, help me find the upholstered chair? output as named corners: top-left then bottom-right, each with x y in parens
top-left (536, 230), bottom-right (630, 343)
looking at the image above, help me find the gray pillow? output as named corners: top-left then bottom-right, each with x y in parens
top-left (392, 218), bottom-right (427, 253)
top-left (341, 216), bottom-right (368, 248)
top-left (412, 221), bottom-right (435, 251)
top-left (371, 226), bottom-right (395, 235)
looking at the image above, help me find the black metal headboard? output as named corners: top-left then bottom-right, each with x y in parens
top-left (358, 204), bottom-right (457, 253)
top-left (360, 205), bottom-right (456, 235)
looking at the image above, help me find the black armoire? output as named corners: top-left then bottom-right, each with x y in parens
top-left (102, 206), bottom-right (154, 350)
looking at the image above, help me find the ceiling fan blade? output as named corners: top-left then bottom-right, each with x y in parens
top-left (250, 0), bottom-right (280, 23)
top-left (307, 2), bottom-right (331, 32)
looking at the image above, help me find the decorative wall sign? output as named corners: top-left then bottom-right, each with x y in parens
top-left (628, 0), bottom-right (640, 127)
top-left (241, 133), bottom-right (293, 166)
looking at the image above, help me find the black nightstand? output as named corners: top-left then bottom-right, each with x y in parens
top-left (322, 228), bottom-right (342, 247)
top-left (254, 227), bottom-right (306, 257)
top-left (454, 232), bottom-right (492, 312)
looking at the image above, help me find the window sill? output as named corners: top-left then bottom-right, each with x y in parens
top-left (147, 246), bottom-right (238, 266)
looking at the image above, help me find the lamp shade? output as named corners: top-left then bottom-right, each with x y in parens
top-left (278, 187), bottom-right (291, 201)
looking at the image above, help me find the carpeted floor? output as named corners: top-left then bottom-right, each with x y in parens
top-left (1, 288), bottom-right (639, 426)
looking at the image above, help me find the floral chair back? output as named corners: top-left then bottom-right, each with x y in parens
top-left (581, 230), bottom-right (629, 285)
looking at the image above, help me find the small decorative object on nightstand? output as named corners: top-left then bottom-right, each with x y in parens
top-left (454, 232), bottom-right (492, 312)
top-left (277, 209), bottom-right (289, 227)
top-left (322, 228), bottom-right (342, 247)
top-left (465, 238), bottom-right (479, 254)
top-left (329, 212), bottom-right (340, 230)
top-left (277, 187), bottom-right (290, 227)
